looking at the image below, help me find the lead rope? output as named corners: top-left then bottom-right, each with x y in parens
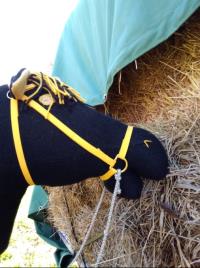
top-left (94, 169), bottom-right (122, 267)
top-left (71, 170), bottom-right (122, 267)
top-left (72, 187), bottom-right (106, 264)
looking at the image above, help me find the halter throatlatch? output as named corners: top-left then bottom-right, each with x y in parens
top-left (10, 70), bottom-right (133, 185)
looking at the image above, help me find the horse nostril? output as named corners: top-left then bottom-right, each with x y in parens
top-left (143, 139), bottom-right (152, 148)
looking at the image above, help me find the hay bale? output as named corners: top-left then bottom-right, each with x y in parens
top-left (47, 10), bottom-right (200, 267)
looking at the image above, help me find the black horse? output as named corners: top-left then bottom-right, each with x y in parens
top-left (0, 69), bottom-right (169, 254)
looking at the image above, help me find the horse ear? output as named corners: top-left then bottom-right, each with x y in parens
top-left (103, 170), bottom-right (143, 199)
top-left (10, 68), bottom-right (30, 100)
top-left (0, 189), bottom-right (25, 254)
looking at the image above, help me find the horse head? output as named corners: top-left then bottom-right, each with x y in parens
top-left (0, 69), bottom-right (169, 253)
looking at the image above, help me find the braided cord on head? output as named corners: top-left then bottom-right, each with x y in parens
top-left (24, 72), bottom-right (85, 105)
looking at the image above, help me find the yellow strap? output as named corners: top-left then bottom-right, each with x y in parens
top-left (11, 95), bottom-right (133, 184)
top-left (22, 96), bottom-right (133, 181)
top-left (10, 98), bottom-right (35, 185)
top-left (21, 96), bottom-right (116, 168)
top-left (100, 126), bottom-right (133, 181)
top-left (118, 125), bottom-right (133, 158)
top-left (100, 167), bottom-right (117, 181)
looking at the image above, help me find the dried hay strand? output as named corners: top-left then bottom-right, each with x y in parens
top-left (47, 10), bottom-right (200, 267)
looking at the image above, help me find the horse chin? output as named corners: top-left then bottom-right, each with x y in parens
top-left (103, 170), bottom-right (143, 200)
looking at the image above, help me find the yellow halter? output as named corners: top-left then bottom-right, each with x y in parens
top-left (10, 72), bottom-right (133, 185)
